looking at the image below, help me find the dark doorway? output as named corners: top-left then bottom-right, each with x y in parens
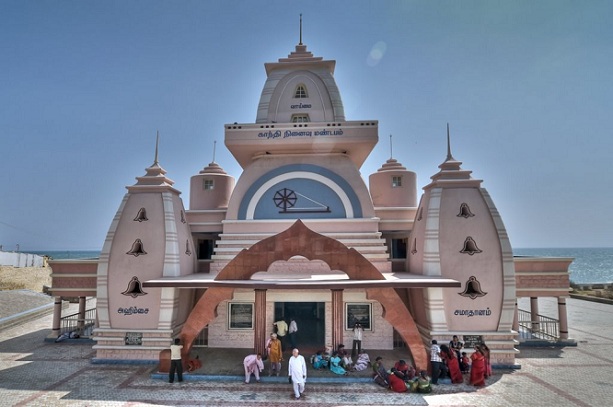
top-left (274, 302), bottom-right (324, 351)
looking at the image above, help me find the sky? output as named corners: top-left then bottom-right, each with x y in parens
top-left (1, 0), bottom-right (612, 251)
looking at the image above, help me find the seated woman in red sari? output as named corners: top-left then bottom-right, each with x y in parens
top-left (388, 368), bottom-right (408, 392)
top-left (440, 344), bottom-right (463, 384)
top-left (469, 345), bottom-right (486, 386)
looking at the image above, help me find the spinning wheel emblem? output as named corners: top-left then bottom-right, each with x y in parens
top-left (273, 188), bottom-right (297, 211)
top-left (272, 187), bottom-right (331, 214)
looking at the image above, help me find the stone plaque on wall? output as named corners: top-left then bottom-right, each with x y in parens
top-left (125, 332), bottom-right (143, 346)
top-left (463, 334), bottom-right (483, 349)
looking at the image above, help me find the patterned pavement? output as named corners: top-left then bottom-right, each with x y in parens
top-left (1, 297), bottom-right (612, 406)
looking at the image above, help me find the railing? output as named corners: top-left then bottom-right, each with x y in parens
top-left (60, 307), bottom-right (96, 337)
top-left (517, 308), bottom-right (560, 341)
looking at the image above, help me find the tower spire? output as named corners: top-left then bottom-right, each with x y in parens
top-left (154, 130), bottom-right (160, 165)
top-left (446, 123), bottom-right (455, 161)
top-left (212, 140), bottom-right (217, 163)
top-left (390, 134), bottom-right (393, 159)
top-left (299, 13), bottom-right (303, 45)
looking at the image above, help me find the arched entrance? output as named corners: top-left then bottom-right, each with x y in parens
top-left (175, 220), bottom-right (429, 371)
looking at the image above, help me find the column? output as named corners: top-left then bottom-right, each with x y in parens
top-left (331, 289), bottom-right (344, 349)
top-left (557, 297), bottom-right (569, 340)
top-left (530, 297), bottom-right (539, 334)
top-left (512, 300), bottom-right (519, 332)
top-left (50, 296), bottom-right (62, 338)
top-left (77, 296), bottom-right (86, 332)
top-left (254, 289), bottom-right (267, 355)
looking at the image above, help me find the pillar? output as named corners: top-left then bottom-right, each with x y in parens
top-left (530, 297), bottom-right (539, 334)
top-left (77, 296), bottom-right (86, 332)
top-left (331, 289), bottom-right (344, 349)
top-left (50, 296), bottom-right (62, 338)
top-left (512, 300), bottom-right (519, 332)
top-left (254, 289), bottom-right (267, 355)
top-left (558, 297), bottom-right (569, 340)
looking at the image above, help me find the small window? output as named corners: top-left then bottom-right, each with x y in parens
top-left (197, 239), bottom-right (214, 260)
top-left (391, 238), bottom-right (407, 259)
top-left (203, 179), bottom-right (214, 190)
top-left (291, 114), bottom-right (310, 123)
top-left (294, 84), bottom-right (308, 98)
top-left (392, 176), bottom-right (402, 187)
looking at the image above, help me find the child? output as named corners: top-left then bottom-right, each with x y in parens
top-left (461, 351), bottom-right (470, 374)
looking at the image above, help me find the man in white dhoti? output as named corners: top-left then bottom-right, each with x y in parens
top-left (287, 348), bottom-right (307, 400)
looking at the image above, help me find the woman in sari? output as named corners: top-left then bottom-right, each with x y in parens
top-left (329, 351), bottom-right (347, 375)
top-left (480, 342), bottom-right (492, 378)
top-left (312, 351), bottom-right (328, 370)
top-left (440, 344), bottom-right (463, 384)
top-left (372, 356), bottom-right (389, 387)
top-left (469, 345), bottom-right (486, 386)
top-left (353, 352), bottom-right (371, 371)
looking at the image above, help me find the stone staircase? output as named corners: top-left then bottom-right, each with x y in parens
top-left (211, 232), bottom-right (390, 264)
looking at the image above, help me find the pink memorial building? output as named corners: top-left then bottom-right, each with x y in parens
top-left (49, 35), bottom-right (573, 372)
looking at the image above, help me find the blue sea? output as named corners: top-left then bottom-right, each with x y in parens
top-left (514, 247), bottom-right (613, 284)
top-left (31, 248), bottom-right (612, 284)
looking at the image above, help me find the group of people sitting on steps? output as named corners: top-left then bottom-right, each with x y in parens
top-left (310, 343), bottom-right (371, 375)
top-left (372, 355), bottom-right (432, 393)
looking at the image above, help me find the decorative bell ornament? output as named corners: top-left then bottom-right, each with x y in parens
top-left (457, 203), bottom-right (474, 218)
top-left (133, 207), bottom-right (148, 222)
top-left (459, 276), bottom-right (487, 299)
top-left (121, 276), bottom-right (148, 298)
top-left (460, 236), bottom-right (482, 255)
top-left (126, 238), bottom-right (147, 257)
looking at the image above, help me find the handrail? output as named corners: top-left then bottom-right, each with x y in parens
top-left (59, 307), bottom-right (96, 337)
top-left (517, 308), bottom-right (559, 340)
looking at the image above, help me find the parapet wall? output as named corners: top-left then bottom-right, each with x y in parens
top-left (0, 251), bottom-right (45, 267)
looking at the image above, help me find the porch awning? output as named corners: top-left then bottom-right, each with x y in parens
top-left (142, 272), bottom-right (461, 290)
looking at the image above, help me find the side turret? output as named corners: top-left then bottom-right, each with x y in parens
top-left (190, 162), bottom-right (235, 210)
top-left (93, 136), bottom-right (196, 361)
top-left (407, 125), bottom-right (516, 366)
top-left (369, 158), bottom-right (417, 208)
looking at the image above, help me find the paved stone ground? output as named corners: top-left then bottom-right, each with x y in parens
top-left (1, 297), bottom-right (612, 406)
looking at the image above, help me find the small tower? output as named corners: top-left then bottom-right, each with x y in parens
top-left (94, 135), bottom-right (196, 361)
top-left (190, 161), bottom-right (235, 210)
top-left (369, 157), bottom-right (417, 208)
top-left (408, 125), bottom-right (516, 366)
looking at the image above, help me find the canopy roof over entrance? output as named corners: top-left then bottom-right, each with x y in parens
top-left (143, 272), bottom-right (460, 289)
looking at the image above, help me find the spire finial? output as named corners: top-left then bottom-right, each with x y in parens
top-left (154, 130), bottom-right (160, 165)
top-left (446, 123), bottom-right (454, 161)
top-left (212, 140), bottom-right (217, 163)
top-left (299, 13), bottom-right (303, 45)
top-left (390, 134), bottom-right (393, 159)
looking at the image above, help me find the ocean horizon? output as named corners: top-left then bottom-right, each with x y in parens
top-left (28, 247), bottom-right (613, 284)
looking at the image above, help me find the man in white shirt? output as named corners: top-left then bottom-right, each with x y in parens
top-left (351, 322), bottom-right (363, 358)
top-left (288, 318), bottom-right (298, 348)
top-left (169, 338), bottom-right (183, 383)
top-left (288, 348), bottom-right (307, 400)
top-left (273, 319), bottom-right (288, 350)
top-left (430, 339), bottom-right (447, 384)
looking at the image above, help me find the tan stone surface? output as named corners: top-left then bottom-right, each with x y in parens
top-left (0, 265), bottom-right (51, 292)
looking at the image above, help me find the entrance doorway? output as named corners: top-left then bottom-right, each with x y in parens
top-left (274, 302), bottom-right (325, 351)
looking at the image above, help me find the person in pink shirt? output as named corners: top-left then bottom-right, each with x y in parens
top-left (243, 353), bottom-right (265, 383)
